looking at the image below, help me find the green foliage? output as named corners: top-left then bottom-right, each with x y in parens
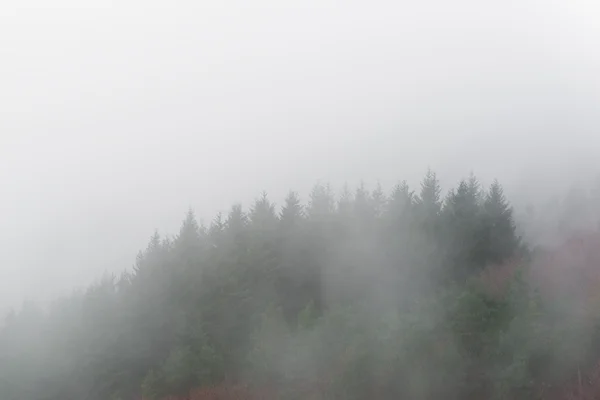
top-left (0, 171), bottom-right (553, 400)
top-left (140, 333), bottom-right (223, 399)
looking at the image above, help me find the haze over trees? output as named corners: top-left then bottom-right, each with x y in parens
top-left (4, 1), bottom-right (600, 399)
top-left (3, 170), bottom-right (600, 400)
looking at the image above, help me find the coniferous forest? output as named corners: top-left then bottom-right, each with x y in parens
top-left (2, 171), bottom-right (600, 400)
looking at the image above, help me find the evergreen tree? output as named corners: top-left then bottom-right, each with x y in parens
top-left (371, 182), bottom-right (387, 219)
top-left (173, 208), bottom-right (205, 272)
top-left (482, 179), bottom-right (520, 265)
top-left (337, 183), bottom-right (354, 218)
top-left (249, 192), bottom-right (278, 233)
top-left (385, 180), bottom-right (413, 229)
top-left (442, 178), bottom-right (484, 278)
top-left (247, 192), bottom-right (279, 278)
top-left (303, 183), bottom-right (335, 314)
top-left (307, 182), bottom-right (335, 221)
top-left (208, 212), bottom-right (225, 248)
top-left (467, 172), bottom-right (484, 205)
top-left (382, 181), bottom-right (415, 278)
top-left (278, 191), bottom-right (309, 323)
top-left (224, 203), bottom-right (247, 250)
top-left (415, 168), bottom-right (442, 218)
top-left (354, 181), bottom-right (375, 228)
top-left (412, 170), bottom-right (444, 286)
top-left (280, 191), bottom-right (304, 233)
top-left (133, 230), bottom-right (164, 277)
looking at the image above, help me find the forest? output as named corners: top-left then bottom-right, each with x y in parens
top-left (1, 170), bottom-right (600, 400)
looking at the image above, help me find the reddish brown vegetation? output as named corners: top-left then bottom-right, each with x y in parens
top-left (535, 230), bottom-right (600, 400)
top-left (532, 231), bottom-right (600, 299)
top-left (478, 257), bottom-right (521, 299)
top-left (471, 230), bottom-right (600, 400)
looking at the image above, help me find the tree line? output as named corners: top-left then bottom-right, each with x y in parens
top-left (3, 170), bottom-right (599, 399)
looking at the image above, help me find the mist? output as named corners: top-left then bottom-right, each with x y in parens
top-left (1, 0), bottom-right (599, 311)
top-left (2, 2), bottom-right (600, 398)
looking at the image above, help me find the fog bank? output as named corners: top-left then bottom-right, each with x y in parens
top-left (1, 0), bottom-right (600, 310)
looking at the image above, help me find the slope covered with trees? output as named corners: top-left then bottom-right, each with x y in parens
top-left (1, 171), bottom-right (600, 400)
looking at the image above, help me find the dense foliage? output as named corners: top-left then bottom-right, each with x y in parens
top-left (1, 171), bottom-right (600, 400)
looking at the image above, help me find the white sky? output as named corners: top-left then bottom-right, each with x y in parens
top-left (1, 0), bottom-right (600, 309)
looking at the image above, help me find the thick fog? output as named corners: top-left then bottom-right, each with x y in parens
top-left (1, 0), bottom-right (600, 310)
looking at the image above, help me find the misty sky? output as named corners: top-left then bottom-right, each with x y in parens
top-left (1, 0), bottom-right (600, 310)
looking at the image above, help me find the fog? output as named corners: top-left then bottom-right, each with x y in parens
top-left (1, 0), bottom-right (600, 311)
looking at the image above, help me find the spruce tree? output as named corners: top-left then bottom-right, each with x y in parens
top-left (354, 181), bottom-right (375, 228)
top-left (386, 181), bottom-right (413, 225)
top-left (307, 182), bottom-right (335, 221)
top-left (208, 212), bottom-right (225, 248)
top-left (337, 183), bottom-right (354, 218)
top-left (278, 190), bottom-right (308, 323)
top-left (249, 191), bottom-right (278, 234)
top-left (247, 192), bottom-right (279, 274)
top-left (412, 170), bottom-right (444, 286)
top-left (442, 178), bottom-right (484, 278)
top-left (225, 203), bottom-right (247, 249)
top-left (280, 191), bottom-right (304, 233)
top-left (415, 168), bottom-right (442, 217)
top-left (482, 179), bottom-right (520, 265)
top-left (133, 230), bottom-right (164, 277)
top-left (371, 182), bottom-right (387, 219)
top-left (173, 208), bottom-right (205, 271)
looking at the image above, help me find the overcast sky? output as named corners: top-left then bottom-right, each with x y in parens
top-left (1, 0), bottom-right (600, 310)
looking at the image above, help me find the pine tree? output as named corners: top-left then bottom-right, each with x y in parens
top-left (354, 181), bottom-right (375, 228)
top-left (337, 183), bottom-right (354, 217)
top-left (280, 191), bottom-right (304, 233)
top-left (307, 182), bottom-right (335, 221)
top-left (225, 203), bottom-right (247, 248)
top-left (467, 172), bottom-right (483, 205)
top-left (414, 170), bottom-right (443, 256)
top-left (371, 182), bottom-right (387, 219)
top-left (442, 178), bottom-right (484, 278)
top-left (444, 179), bottom-right (480, 221)
top-left (278, 190), bottom-right (308, 324)
top-left (173, 208), bottom-right (205, 270)
top-left (482, 179), bottom-right (520, 265)
top-left (133, 230), bottom-right (163, 276)
top-left (249, 191), bottom-right (278, 234)
top-left (415, 169), bottom-right (442, 219)
top-left (208, 212), bottom-right (225, 248)
top-left (386, 181), bottom-right (413, 224)
top-left (303, 183), bottom-right (334, 315)
top-left (383, 181), bottom-right (415, 276)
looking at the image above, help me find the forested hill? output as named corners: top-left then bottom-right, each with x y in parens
top-left (2, 170), bottom-right (600, 400)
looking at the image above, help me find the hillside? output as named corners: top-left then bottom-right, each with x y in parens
top-left (1, 171), bottom-right (600, 400)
